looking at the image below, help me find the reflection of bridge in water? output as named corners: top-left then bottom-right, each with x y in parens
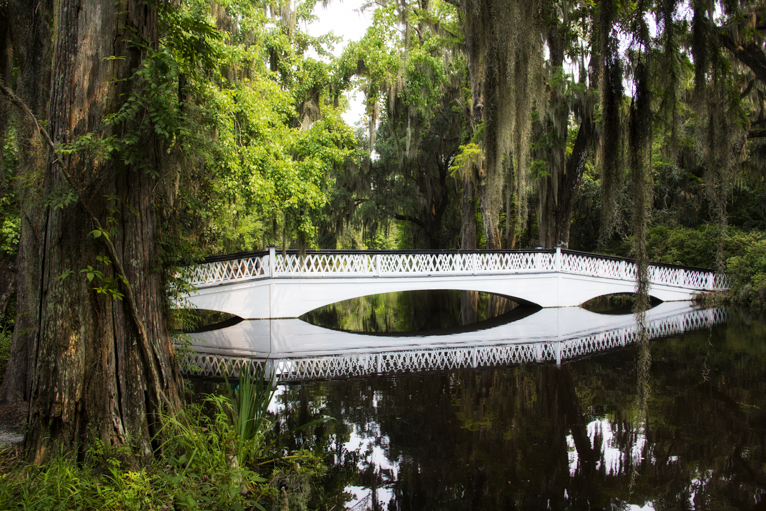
top-left (181, 248), bottom-right (727, 319)
top-left (181, 302), bottom-right (726, 381)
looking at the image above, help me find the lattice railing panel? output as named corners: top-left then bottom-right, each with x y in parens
top-left (182, 353), bottom-right (267, 378)
top-left (275, 253), bottom-right (376, 275)
top-left (187, 255), bottom-right (269, 286)
top-left (561, 252), bottom-right (723, 291)
top-left (561, 253), bottom-right (636, 281)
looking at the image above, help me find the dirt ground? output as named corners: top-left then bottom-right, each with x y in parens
top-left (0, 400), bottom-right (27, 446)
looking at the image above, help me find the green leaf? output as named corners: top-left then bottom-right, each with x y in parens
top-left (57, 269), bottom-right (75, 281)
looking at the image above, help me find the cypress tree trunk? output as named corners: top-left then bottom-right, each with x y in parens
top-left (22, 0), bottom-right (182, 463)
top-left (0, 0), bottom-right (52, 405)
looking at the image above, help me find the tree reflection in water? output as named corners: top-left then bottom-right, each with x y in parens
top-left (274, 309), bottom-right (766, 510)
top-left (301, 290), bottom-right (524, 333)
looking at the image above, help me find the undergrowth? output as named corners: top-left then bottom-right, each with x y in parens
top-left (0, 371), bottom-right (329, 510)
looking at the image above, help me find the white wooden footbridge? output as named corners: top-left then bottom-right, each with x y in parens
top-left (181, 247), bottom-right (727, 319)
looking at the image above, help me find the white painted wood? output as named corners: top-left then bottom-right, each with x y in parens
top-left (181, 250), bottom-right (727, 319)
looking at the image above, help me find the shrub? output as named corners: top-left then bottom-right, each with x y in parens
top-left (727, 236), bottom-right (766, 308)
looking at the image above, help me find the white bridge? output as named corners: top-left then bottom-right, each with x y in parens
top-left (181, 247), bottom-right (727, 319)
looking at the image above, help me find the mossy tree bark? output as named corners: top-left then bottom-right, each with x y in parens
top-left (19, 0), bottom-right (182, 464)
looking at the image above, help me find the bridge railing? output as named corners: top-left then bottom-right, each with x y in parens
top-left (274, 250), bottom-right (556, 276)
top-left (560, 250), bottom-right (728, 290)
top-left (186, 251), bottom-right (271, 287)
top-left (186, 247), bottom-right (727, 291)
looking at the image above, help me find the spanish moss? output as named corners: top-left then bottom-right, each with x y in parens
top-left (629, 59), bottom-right (652, 314)
top-left (598, 0), bottom-right (624, 248)
top-left (462, 0), bottom-right (546, 248)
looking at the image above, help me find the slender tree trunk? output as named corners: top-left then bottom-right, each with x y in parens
top-left (24, 0), bottom-right (181, 463)
top-left (555, 115), bottom-right (595, 248)
top-left (460, 179), bottom-right (477, 249)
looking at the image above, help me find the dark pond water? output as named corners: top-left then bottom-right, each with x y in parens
top-left (192, 293), bottom-right (766, 510)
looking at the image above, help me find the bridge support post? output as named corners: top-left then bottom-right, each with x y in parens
top-left (554, 247), bottom-right (561, 272)
top-left (264, 359), bottom-right (275, 381)
top-left (555, 342), bottom-right (561, 366)
top-left (268, 245), bottom-right (276, 278)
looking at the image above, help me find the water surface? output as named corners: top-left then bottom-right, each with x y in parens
top-left (187, 292), bottom-right (763, 510)
top-left (269, 308), bottom-right (765, 510)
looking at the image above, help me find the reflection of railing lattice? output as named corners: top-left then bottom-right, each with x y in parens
top-left (185, 248), bottom-right (727, 291)
top-left (348, 492), bottom-right (373, 511)
top-left (181, 308), bottom-right (727, 381)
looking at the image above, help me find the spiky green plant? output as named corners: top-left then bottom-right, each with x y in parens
top-left (230, 367), bottom-right (278, 467)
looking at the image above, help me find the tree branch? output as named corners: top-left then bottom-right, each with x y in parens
top-left (394, 214), bottom-right (429, 231)
top-left (717, 29), bottom-right (766, 85)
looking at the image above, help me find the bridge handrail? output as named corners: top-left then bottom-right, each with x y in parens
top-left (186, 247), bottom-right (728, 291)
top-left (199, 248), bottom-right (556, 261)
top-left (559, 250), bottom-right (727, 290)
top-left (186, 253), bottom-right (271, 286)
top-left (272, 249), bottom-right (557, 276)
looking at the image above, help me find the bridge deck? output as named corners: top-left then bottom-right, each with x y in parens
top-left (180, 248), bottom-right (728, 318)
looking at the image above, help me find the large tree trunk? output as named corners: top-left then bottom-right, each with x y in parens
top-left (535, 27), bottom-right (597, 249)
top-left (0, 0), bottom-right (52, 405)
top-left (23, 0), bottom-right (182, 463)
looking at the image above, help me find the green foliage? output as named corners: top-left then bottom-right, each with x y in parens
top-left (0, 379), bottom-right (328, 510)
top-left (154, 0), bottom-right (356, 257)
top-left (227, 369), bottom-right (277, 467)
top-left (0, 128), bottom-right (19, 256)
top-left (0, 206), bottom-right (19, 256)
top-left (332, 0), bottom-right (467, 249)
top-left (645, 225), bottom-right (720, 268)
top-left (451, 143), bottom-right (482, 181)
top-left (726, 232), bottom-right (766, 307)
